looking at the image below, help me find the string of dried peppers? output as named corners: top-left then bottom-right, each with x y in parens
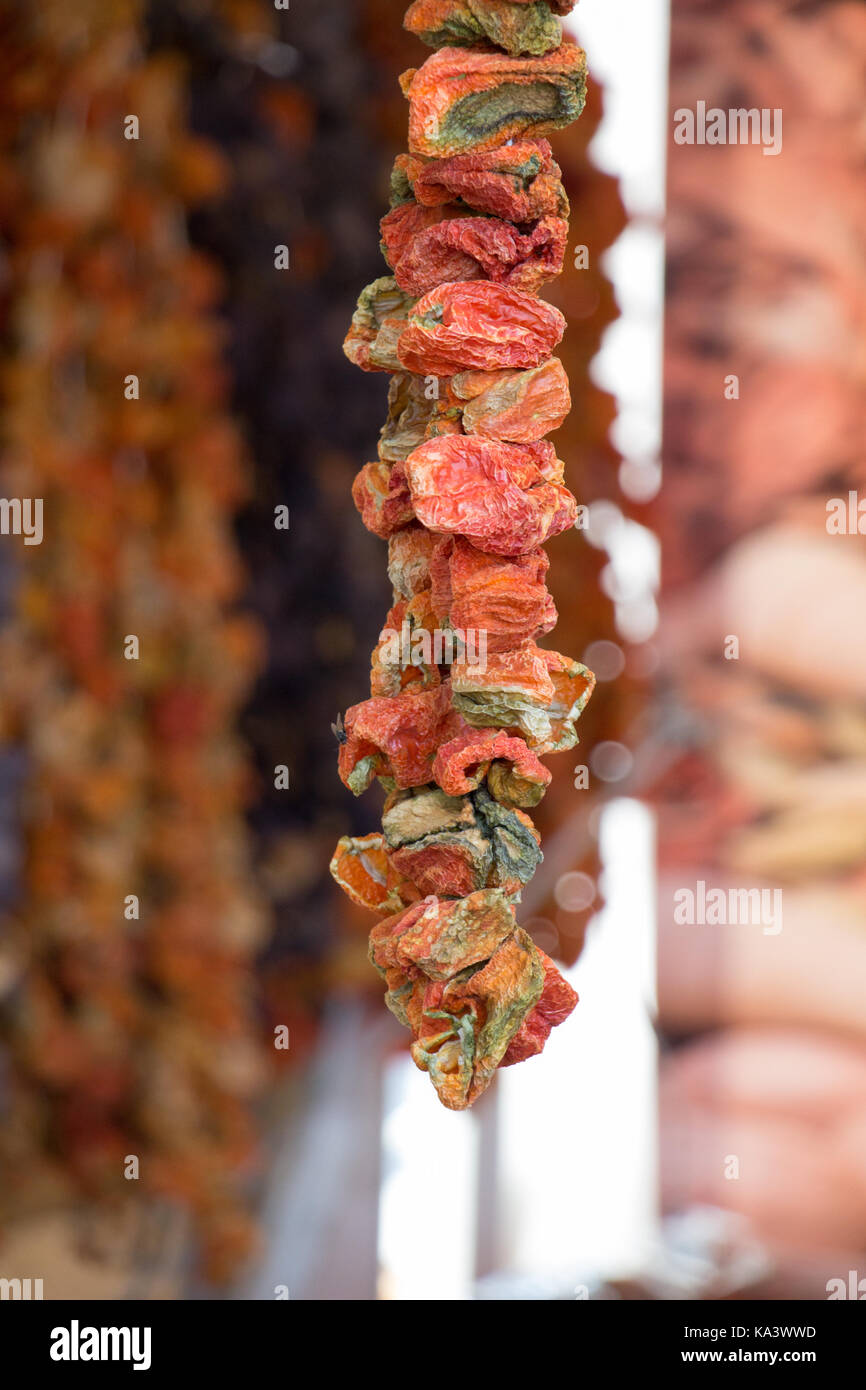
top-left (331, 0), bottom-right (596, 1111)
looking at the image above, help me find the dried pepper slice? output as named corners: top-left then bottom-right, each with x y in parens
top-left (430, 535), bottom-right (557, 652)
top-left (371, 591), bottom-right (444, 696)
top-left (369, 892), bottom-right (548, 1109)
top-left (344, 276), bottom-right (417, 372)
top-left (452, 643), bottom-right (595, 751)
top-left (454, 358), bottom-right (571, 441)
top-left (352, 460), bottom-right (415, 539)
top-left (400, 44), bottom-right (587, 158)
top-left (382, 783), bottom-right (542, 896)
top-left (370, 888), bottom-right (516, 982)
top-left (388, 523), bottom-right (439, 598)
top-left (404, 0), bottom-right (565, 57)
top-left (451, 643), bottom-right (555, 743)
top-left (334, 0), bottom-right (597, 1110)
top-left (434, 725), bottom-right (551, 805)
top-left (385, 210), bottom-right (568, 296)
top-left (339, 682), bottom-right (460, 794)
top-left (433, 927), bottom-right (543, 1104)
top-left (392, 140), bottom-right (568, 222)
top-left (501, 947), bottom-right (578, 1066)
top-left (541, 649), bottom-right (597, 753)
top-left (404, 434), bottom-right (577, 554)
top-left (329, 833), bottom-right (416, 914)
top-left (398, 280), bottom-right (565, 375)
top-left (378, 372), bottom-right (464, 463)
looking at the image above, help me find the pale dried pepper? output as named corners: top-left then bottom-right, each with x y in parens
top-left (332, 11), bottom-right (594, 1110)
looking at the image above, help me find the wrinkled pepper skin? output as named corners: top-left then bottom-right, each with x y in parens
top-left (398, 280), bottom-right (566, 375)
top-left (404, 0), bottom-right (565, 58)
top-left (400, 44), bottom-right (587, 157)
top-left (332, 18), bottom-right (593, 1108)
top-left (391, 140), bottom-right (569, 222)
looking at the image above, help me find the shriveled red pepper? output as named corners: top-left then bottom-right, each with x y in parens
top-left (398, 280), bottom-right (565, 375)
top-left (404, 434), bottom-right (577, 554)
top-left (392, 139), bottom-right (569, 222)
top-left (400, 43), bottom-right (587, 157)
top-left (332, 15), bottom-right (593, 1109)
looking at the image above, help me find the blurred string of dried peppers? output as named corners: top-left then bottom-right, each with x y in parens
top-left (0, 0), bottom-right (266, 1281)
top-left (331, 0), bottom-right (601, 1111)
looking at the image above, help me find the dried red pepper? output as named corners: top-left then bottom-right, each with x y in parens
top-left (404, 434), bottom-right (577, 554)
top-left (455, 357), bottom-right (571, 441)
top-left (392, 140), bottom-right (569, 222)
top-left (332, 19), bottom-right (593, 1109)
top-left (383, 204), bottom-right (568, 296)
top-left (404, 0), bottom-right (566, 57)
top-left (398, 280), bottom-right (565, 375)
top-left (400, 43), bottom-right (587, 157)
top-left (430, 536), bottom-right (557, 652)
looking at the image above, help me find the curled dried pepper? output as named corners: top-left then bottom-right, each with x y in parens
top-left (378, 372), bottom-right (461, 462)
top-left (392, 140), bottom-right (568, 222)
top-left (388, 523), bottom-right (439, 598)
top-left (344, 276), bottom-right (417, 372)
top-left (336, 3), bottom-right (595, 1110)
top-left (369, 890), bottom-right (568, 1108)
top-left (451, 643), bottom-right (595, 751)
top-left (400, 43), bottom-right (587, 157)
top-left (382, 783), bottom-right (541, 897)
top-left (385, 209), bottom-right (568, 297)
top-left (352, 459), bottom-right (414, 539)
top-left (502, 947), bottom-right (578, 1066)
top-left (433, 725), bottom-right (551, 805)
top-left (404, 0), bottom-right (565, 57)
top-left (339, 682), bottom-right (459, 794)
top-left (404, 434), bottom-right (577, 554)
top-left (329, 833), bottom-right (416, 914)
top-left (454, 357), bottom-right (571, 441)
top-left (430, 536), bottom-right (557, 652)
top-left (398, 280), bottom-right (565, 375)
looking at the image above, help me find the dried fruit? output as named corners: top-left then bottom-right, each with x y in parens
top-left (335, 5), bottom-right (593, 1109)
top-left (385, 207), bottom-right (568, 296)
top-left (452, 643), bottom-right (595, 751)
top-left (404, 434), bottom-right (577, 554)
top-left (398, 280), bottom-right (565, 375)
top-left (434, 725), bottom-right (551, 804)
top-left (344, 276), bottom-right (417, 372)
top-left (368, 890), bottom-right (574, 1109)
top-left (392, 139), bottom-right (569, 222)
top-left (455, 357), bottom-right (571, 440)
top-left (404, 0), bottom-right (565, 58)
top-left (400, 44), bottom-right (587, 157)
top-left (352, 460), bottom-right (415, 538)
top-left (329, 833), bottom-right (415, 914)
top-left (382, 783), bottom-right (542, 896)
top-left (430, 536), bottom-right (557, 652)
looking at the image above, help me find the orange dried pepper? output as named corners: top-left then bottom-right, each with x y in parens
top-left (333, 5), bottom-right (594, 1110)
top-left (404, 434), bottom-right (577, 553)
top-left (398, 280), bottom-right (565, 375)
top-left (400, 43), bottom-right (587, 157)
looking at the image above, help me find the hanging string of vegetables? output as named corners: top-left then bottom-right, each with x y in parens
top-left (331, 0), bottom-right (597, 1110)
